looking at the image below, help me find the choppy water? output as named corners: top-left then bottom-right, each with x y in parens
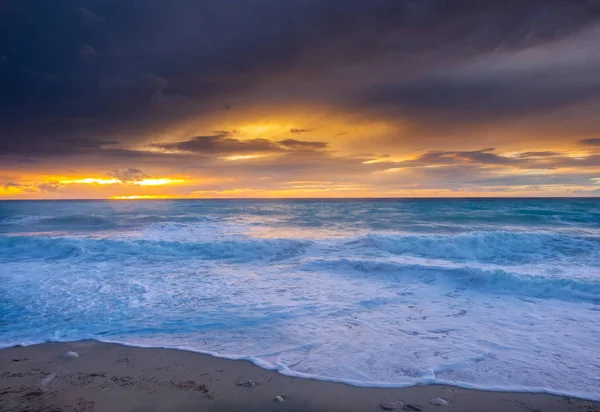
top-left (1, 199), bottom-right (599, 399)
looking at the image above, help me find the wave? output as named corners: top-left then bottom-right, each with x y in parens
top-left (357, 231), bottom-right (600, 264)
top-left (3, 230), bottom-right (600, 266)
top-left (37, 215), bottom-right (115, 228)
top-left (1, 214), bottom-right (220, 231)
top-left (127, 215), bottom-right (218, 224)
top-left (424, 209), bottom-right (600, 227)
top-left (303, 258), bottom-right (600, 302)
top-left (0, 235), bottom-right (311, 261)
top-left (0, 215), bottom-right (46, 225)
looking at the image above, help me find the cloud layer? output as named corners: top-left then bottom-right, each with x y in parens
top-left (1, 0), bottom-right (600, 197)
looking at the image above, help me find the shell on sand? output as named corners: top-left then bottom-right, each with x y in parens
top-left (275, 395), bottom-right (284, 402)
top-left (236, 379), bottom-right (256, 388)
top-left (64, 351), bottom-right (79, 359)
top-left (429, 397), bottom-right (449, 406)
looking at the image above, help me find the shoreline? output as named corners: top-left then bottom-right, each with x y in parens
top-left (4, 337), bottom-right (597, 401)
top-left (1, 341), bottom-right (598, 412)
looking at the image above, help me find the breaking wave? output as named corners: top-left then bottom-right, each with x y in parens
top-left (302, 258), bottom-right (600, 303)
top-left (0, 235), bottom-right (311, 261)
top-left (358, 231), bottom-right (600, 264)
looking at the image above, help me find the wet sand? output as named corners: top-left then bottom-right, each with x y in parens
top-left (0, 341), bottom-right (598, 412)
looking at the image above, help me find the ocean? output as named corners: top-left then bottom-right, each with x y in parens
top-left (1, 199), bottom-right (599, 400)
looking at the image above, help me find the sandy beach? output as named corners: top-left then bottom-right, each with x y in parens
top-left (0, 341), bottom-right (597, 412)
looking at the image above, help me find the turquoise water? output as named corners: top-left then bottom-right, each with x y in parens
top-left (1, 199), bottom-right (599, 399)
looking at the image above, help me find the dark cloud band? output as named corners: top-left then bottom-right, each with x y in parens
top-left (2, 0), bottom-right (600, 155)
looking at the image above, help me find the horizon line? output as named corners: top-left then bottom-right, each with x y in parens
top-left (1, 196), bottom-right (599, 201)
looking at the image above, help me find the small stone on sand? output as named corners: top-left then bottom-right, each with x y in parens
top-left (275, 395), bottom-right (284, 402)
top-left (64, 351), bottom-right (79, 359)
top-left (380, 399), bottom-right (404, 410)
top-left (429, 398), bottom-right (449, 406)
top-left (236, 379), bottom-right (256, 388)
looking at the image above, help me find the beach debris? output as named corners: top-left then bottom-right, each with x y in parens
top-left (380, 400), bottom-right (404, 410)
top-left (41, 372), bottom-right (57, 390)
top-left (236, 379), bottom-right (256, 388)
top-left (403, 405), bottom-right (423, 412)
top-left (64, 351), bottom-right (79, 359)
top-left (41, 367), bottom-right (62, 392)
top-left (275, 395), bottom-right (284, 403)
top-left (429, 397), bottom-right (449, 406)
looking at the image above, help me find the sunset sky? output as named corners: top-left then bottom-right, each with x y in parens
top-left (2, 0), bottom-right (600, 199)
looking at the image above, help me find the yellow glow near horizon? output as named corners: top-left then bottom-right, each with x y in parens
top-left (4, 140), bottom-right (600, 199)
top-left (380, 167), bottom-right (405, 173)
top-left (237, 122), bottom-right (295, 137)
top-left (60, 178), bottom-right (122, 185)
top-left (362, 155), bottom-right (415, 165)
top-left (133, 178), bottom-right (185, 186)
top-left (110, 194), bottom-right (178, 200)
top-left (58, 177), bottom-right (185, 186)
top-left (223, 154), bottom-right (266, 161)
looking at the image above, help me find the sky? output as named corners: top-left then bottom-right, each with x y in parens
top-left (2, 0), bottom-right (600, 199)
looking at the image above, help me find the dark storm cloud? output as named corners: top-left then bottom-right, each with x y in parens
top-left (359, 60), bottom-right (600, 123)
top-left (2, 0), bottom-right (600, 156)
top-left (16, 158), bottom-right (39, 164)
top-left (390, 148), bottom-right (522, 167)
top-left (516, 152), bottom-right (561, 158)
top-left (149, 132), bottom-right (328, 154)
top-left (379, 148), bottom-right (600, 170)
top-left (150, 134), bottom-right (277, 154)
top-left (578, 138), bottom-right (600, 146)
top-left (551, 155), bottom-right (600, 168)
top-left (278, 139), bottom-right (328, 150)
top-left (79, 44), bottom-right (101, 59)
top-left (473, 173), bottom-right (600, 187)
top-left (0, 135), bottom-right (119, 156)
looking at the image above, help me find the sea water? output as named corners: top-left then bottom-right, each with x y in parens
top-left (1, 199), bottom-right (599, 399)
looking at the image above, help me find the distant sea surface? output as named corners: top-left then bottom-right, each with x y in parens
top-left (1, 199), bottom-right (599, 399)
